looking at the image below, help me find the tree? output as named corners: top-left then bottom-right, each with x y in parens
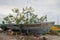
top-left (3, 16), bottom-right (11, 24)
top-left (22, 7), bottom-right (35, 24)
top-left (11, 8), bottom-right (26, 24)
top-left (2, 7), bottom-right (47, 24)
top-left (2, 21), bottom-right (5, 24)
top-left (39, 15), bottom-right (47, 23)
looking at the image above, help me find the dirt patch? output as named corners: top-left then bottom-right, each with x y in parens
top-left (0, 33), bottom-right (60, 40)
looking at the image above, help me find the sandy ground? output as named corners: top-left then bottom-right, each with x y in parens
top-left (0, 33), bottom-right (60, 40)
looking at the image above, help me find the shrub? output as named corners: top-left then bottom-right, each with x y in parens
top-left (0, 24), bottom-right (6, 31)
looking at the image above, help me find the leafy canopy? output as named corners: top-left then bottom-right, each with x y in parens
top-left (2, 7), bottom-right (47, 24)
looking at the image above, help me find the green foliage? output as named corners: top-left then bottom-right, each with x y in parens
top-left (2, 21), bottom-right (5, 24)
top-left (3, 16), bottom-right (12, 24)
top-left (12, 8), bottom-right (19, 13)
top-left (2, 7), bottom-right (47, 24)
top-left (39, 15), bottom-right (47, 23)
top-left (0, 25), bottom-right (6, 31)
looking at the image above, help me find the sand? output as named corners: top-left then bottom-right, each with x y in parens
top-left (0, 33), bottom-right (60, 40)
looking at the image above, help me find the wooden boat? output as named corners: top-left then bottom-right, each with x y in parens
top-left (22, 22), bottom-right (54, 34)
top-left (2, 22), bottom-right (54, 34)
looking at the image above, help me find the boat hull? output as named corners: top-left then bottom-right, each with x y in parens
top-left (22, 22), bottom-right (54, 34)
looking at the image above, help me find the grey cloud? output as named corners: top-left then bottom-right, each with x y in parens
top-left (0, 0), bottom-right (60, 24)
top-left (0, 0), bottom-right (26, 7)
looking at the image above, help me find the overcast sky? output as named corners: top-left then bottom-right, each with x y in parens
top-left (0, 0), bottom-right (60, 25)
